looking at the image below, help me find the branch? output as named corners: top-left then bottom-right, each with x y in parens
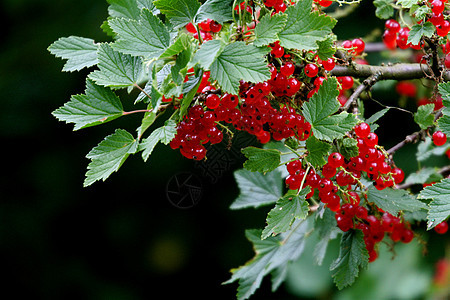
top-left (341, 74), bottom-right (379, 111)
top-left (330, 63), bottom-right (450, 81)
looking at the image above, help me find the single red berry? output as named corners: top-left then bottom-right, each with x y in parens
top-left (271, 44), bottom-right (285, 58)
top-left (205, 94), bottom-right (220, 109)
top-left (186, 22), bottom-right (197, 33)
top-left (198, 19), bottom-right (212, 32)
top-left (396, 81), bottom-right (417, 97)
top-left (286, 159), bottom-right (302, 175)
top-left (280, 61), bottom-right (295, 77)
top-left (321, 57), bottom-right (336, 71)
top-left (385, 19), bottom-right (400, 33)
top-left (274, 2), bottom-right (287, 13)
top-left (209, 21), bottom-right (222, 33)
top-left (338, 76), bottom-right (354, 90)
top-left (365, 132), bottom-right (379, 147)
top-left (432, 131), bottom-right (447, 146)
top-left (401, 228), bottom-right (414, 243)
top-left (322, 163), bottom-right (337, 178)
top-left (436, 20), bottom-right (450, 37)
top-left (351, 38), bottom-right (365, 55)
top-left (318, 178), bottom-right (334, 193)
top-left (391, 167), bottom-right (405, 184)
top-left (434, 221), bottom-right (449, 234)
top-left (328, 152), bottom-right (344, 168)
top-left (430, 0), bottom-right (445, 14)
top-left (354, 122), bottom-right (371, 138)
top-left (304, 63), bottom-right (319, 77)
top-left (382, 29), bottom-right (397, 49)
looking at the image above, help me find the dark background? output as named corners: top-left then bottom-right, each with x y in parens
top-left (1, 0), bottom-right (447, 299)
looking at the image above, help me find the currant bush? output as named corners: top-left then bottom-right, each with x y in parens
top-left (49, 0), bottom-right (450, 299)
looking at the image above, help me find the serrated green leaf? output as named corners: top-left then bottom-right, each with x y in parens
top-left (417, 137), bottom-right (450, 161)
top-left (278, 0), bottom-right (336, 51)
top-left (418, 178), bottom-right (450, 229)
top-left (302, 78), bottom-right (358, 141)
top-left (330, 230), bottom-right (369, 290)
top-left (411, 4), bottom-right (431, 20)
top-left (107, 0), bottom-right (141, 19)
top-left (154, 0), bottom-right (201, 28)
top-left (397, 0), bottom-right (419, 8)
top-left (253, 13), bottom-right (288, 47)
top-left (89, 43), bottom-right (143, 88)
top-left (414, 103), bottom-right (435, 130)
top-left (404, 167), bottom-right (442, 185)
top-left (225, 218), bottom-right (313, 300)
top-left (109, 9), bottom-right (170, 58)
top-left (140, 120), bottom-right (177, 161)
top-left (210, 42), bottom-right (270, 95)
top-left (262, 188), bottom-right (311, 239)
top-left (137, 108), bottom-right (157, 139)
top-left (191, 39), bottom-right (226, 70)
top-left (194, 0), bottom-right (233, 24)
top-left (159, 33), bottom-right (193, 59)
top-left (366, 107), bottom-right (390, 129)
top-left (84, 129), bottom-right (138, 186)
top-left (437, 82), bottom-right (450, 116)
top-left (339, 137), bottom-right (359, 159)
top-left (48, 36), bottom-right (98, 72)
top-left (179, 72), bottom-right (203, 117)
top-left (242, 147), bottom-right (281, 173)
top-left (437, 114), bottom-right (450, 136)
top-left (373, 0), bottom-right (394, 19)
top-left (230, 169), bottom-right (283, 209)
top-left (317, 35), bottom-right (336, 60)
top-left (408, 22), bottom-right (434, 46)
top-left (367, 186), bottom-right (427, 216)
top-left (137, 0), bottom-right (158, 12)
top-left (305, 136), bottom-right (331, 168)
top-left (52, 79), bottom-right (124, 130)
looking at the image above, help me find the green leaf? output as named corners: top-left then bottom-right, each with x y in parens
top-left (191, 39), bottom-right (226, 70)
top-left (330, 230), bottom-right (369, 290)
top-left (302, 78), bottom-right (358, 141)
top-left (241, 147), bottom-right (281, 173)
top-left (417, 137), bottom-right (449, 162)
top-left (84, 129), bottom-right (138, 186)
top-left (418, 178), bottom-right (450, 229)
top-left (225, 218), bottom-right (313, 300)
top-left (278, 0), bottom-right (336, 51)
top-left (107, 0), bottom-right (141, 19)
top-left (365, 107), bottom-right (390, 131)
top-left (437, 81), bottom-right (450, 116)
top-left (230, 169), bottom-right (283, 209)
top-left (140, 120), bottom-right (177, 161)
top-left (179, 72), bottom-right (203, 117)
top-left (414, 103), bottom-right (435, 130)
top-left (411, 4), bottom-right (432, 20)
top-left (404, 167), bottom-right (442, 185)
top-left (408, 22), bottom-right (434, 46)
top-left (305, 136), bottom-right (331, 168)
top-left (210, 42), bottom-right (270, 95)
top-left (262, 188), bottom-right (311, 239)
top-left (339, 137), bottom-right (359, 159)
top-left (48, 36), bottom-right (98, 72)
top-left (109, 9), bottom-right (170, 58)
top-left (253, 13), bottom-right (288, 47)
top-left (137, 108), bottom-right (157, 139)
top-left (367, 186), bottom-right (428, 216)
top-left (195, 0), bottom-right (233, 24)
top-left (397, 0), bottom-right (419, 8)
top-left (52, 79), bottom-right (124, 130)
top-left (154, 0), bottom-right (201, 28)
top-left (159, 33), bottom-right (193, 59)
top-left (89, 43), bottom-right (143, 88)
top-left (373, 0), bottom-right (395, 19)
top-left (314, 208), bottom-right (339, 265)
top-left (317, 35), bottom-right (336, 60)
top-left (437, 114), bottom-right (450, 136)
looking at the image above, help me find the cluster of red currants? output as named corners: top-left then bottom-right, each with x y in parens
top-left (382, 19), bottom-right (420, 50)
top-left (264, 0), bottom-right (288, 13)
top-left (185, 19), bottom-right (222, 43)
top-left (427, 0), bottom-right (450, 37)
top-left (284, 121), bottom-right (411, 261)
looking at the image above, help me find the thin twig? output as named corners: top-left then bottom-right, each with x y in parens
top-left (341, 74), bottom-right (379, 111)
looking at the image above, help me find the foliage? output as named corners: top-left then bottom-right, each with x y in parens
top-left (49, 0), bottom-right (450, 299)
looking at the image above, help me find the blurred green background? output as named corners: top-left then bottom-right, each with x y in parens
top-left (0, 0), bottom-right (448, 299)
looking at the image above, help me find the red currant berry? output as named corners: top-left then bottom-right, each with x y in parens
top-left (322, 163), bottom-right (337, 178)
top-left (434, 221), bottom-right (449, 234)
top-left (351, 38), bottom-right (365, 55)
top-left (271, 44), bottom-right (285, 58)
top-left (391, 167), bottom-right (405, 184)
top-left (205, 94), bottom-right (220, 109)
top-left (401, 228), bottom-right (414, 243)
top-left (186, 22), bottom-right (197, 33)
top-left (209, 21), bottom-right (222, 33)
top-left (328, 152), bottom-right (344, 168)
top-left (318, 177), bottom-right (333, 193)
top-left (365, 132), bottom-right (379, 147)
top-left (432, 131), bottom-right (447, 146)
top-left (385, 19), bottom-right (400, 33)
top-left (430, 0), bottom-right (445, 14)
top-left (304, 63), bottom-right (319, 77)
top-left (280, 61), bottom-right (295, 77)
top-left (321, 57), bottom-right (336, 71)
top-left (354, 122), bottom-right (371, 138)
